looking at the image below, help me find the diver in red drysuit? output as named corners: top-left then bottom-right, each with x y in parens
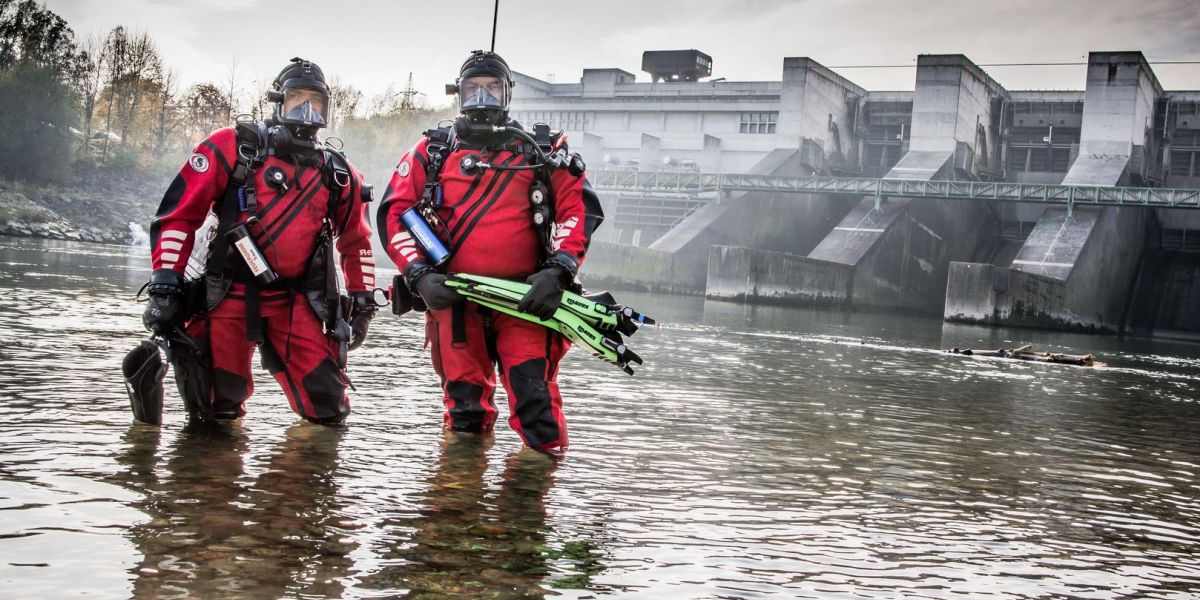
top-left (143, 57), bottom-right (377, 425)
top-left (379, 50), bottom-right (594, 452)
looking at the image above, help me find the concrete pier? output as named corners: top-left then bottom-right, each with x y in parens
top-left (1124, 250), bottom-right (1200, 340)
top-left (709, 55), bottom-right (1007, 312)
top-left (944, 206), bottom-right (1149, 331)
top-left (583, 148), bottom-right (806, 293)
top-left (944, 52), bottom-right (1162, 331)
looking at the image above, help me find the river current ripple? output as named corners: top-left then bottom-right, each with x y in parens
top-left (0, 236), bottom-right (1198, 599)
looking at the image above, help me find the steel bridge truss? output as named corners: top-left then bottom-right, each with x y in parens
top-left (588, 170), bottom-right (1200, 210)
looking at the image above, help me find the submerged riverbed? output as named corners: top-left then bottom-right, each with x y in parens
top-left (1, 236), bottom-right (1198, 599)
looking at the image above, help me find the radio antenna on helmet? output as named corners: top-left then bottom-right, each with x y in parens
top-left (490, 0), bottom-right (499, 52)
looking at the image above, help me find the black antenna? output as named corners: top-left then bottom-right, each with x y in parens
top-left (490, 0), bottom-right (499, 52)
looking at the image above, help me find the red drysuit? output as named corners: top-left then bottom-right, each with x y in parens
top-left (379, 129), bottom-right (590, 450)
top-left (150, 126), bottom-right (375, 423)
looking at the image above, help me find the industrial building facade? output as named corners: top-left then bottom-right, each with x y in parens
top-left (511, 51), bottom-right (1200, 338)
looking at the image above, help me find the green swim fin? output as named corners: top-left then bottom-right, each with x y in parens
top-left (460, 292), bottom-right (640, 374)
top-left (122, 338), bottom-right (170, 425)
top-left (445, 276), bottom-right (644, 374)
top-left (449, 273), bottom-right (655, 335)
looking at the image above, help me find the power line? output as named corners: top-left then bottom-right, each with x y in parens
top-left (826, 60), bottom-right (1200, 69)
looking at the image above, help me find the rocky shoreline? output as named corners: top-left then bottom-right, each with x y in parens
top-left (1, 181), bottom-right (159, 245)
top-left (0, 219), bottom-right (130, 244)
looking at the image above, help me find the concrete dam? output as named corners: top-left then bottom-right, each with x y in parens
top-left (509, 51), bottom-right (1200, 339)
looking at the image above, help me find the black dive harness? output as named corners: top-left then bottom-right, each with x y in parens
top-left (380, 120), bottom-right (589, 269)
top-left (201, 121), bottom-right (365, 355)
top-left (381, 119), bottom-right (603, 316)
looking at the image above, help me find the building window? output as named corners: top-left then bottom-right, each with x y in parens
top-left (740, 112), bottom-right (777, 134)
top-left (1171, 149), bottom-right (1198, 178)
top-left (1008, 147), bottom-right (1074, 173)
top-left (1171, 130), bottom-right (1200, 178)
top-left (519, 111), bottom-right (591, 131)
top-left (1006, 127), bottom-right (1079, 173)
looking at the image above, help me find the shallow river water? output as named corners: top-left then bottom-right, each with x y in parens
top-left (0, 236), bottom-right (1198, 599)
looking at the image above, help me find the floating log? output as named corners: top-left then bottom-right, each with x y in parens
top-left (949, 346), bottom-right (1103, 367)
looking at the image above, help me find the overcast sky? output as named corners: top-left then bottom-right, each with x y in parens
top-left (45, 0), bottom-right (1200, 105)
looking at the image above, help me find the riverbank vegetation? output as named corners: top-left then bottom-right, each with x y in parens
top-left (0, 1), bottom-right (453, 241)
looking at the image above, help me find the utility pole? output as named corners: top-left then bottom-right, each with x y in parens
top-left (398, 72), bottom-right (423, 111)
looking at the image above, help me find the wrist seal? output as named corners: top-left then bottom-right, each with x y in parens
top-left (540, 252), bottom-right (579, 284)
top-left (403, 261), bottom-right (438, 294)
top-left (351, 291), bottom-right (379, 314)
top-left (147, 269), bottom-right (183, 297)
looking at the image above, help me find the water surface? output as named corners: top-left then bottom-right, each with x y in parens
top-left (0, 236), bottom-right (1197, 598)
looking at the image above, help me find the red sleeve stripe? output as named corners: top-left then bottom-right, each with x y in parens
top-left (390, 229), bottom-right (420, 263)
top-left (362, 261), bottom-right (376, 287)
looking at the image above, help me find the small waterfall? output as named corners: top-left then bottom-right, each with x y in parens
top-left (128, 222), bottom-right (150, 247)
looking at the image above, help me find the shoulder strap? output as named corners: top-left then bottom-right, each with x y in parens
top-left (231, 121), bottom-right (266, 187)
top-left (321, 145), bottom-right (355, 230)
top-left (207, 122), bottom-right (267, 282)
top-left (322, 146), bottom-right (352, 202)
top-left (373, 125), bottom-right (451, 251)
top-left (422, 125), bottom-right (455, 181)
top-left (420, 125), bottom-right (455, 207)
top-left (425, 124), bottom-right (454, 149)
top-left (532, 123), bottom-right (554, 153)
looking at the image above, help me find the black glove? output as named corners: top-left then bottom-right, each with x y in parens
top-left (142, 269), bottom-right (184, 335)
top-left (347, 291), bottom-right (379, 351)
top-left (518, 266), bottom-right (565, 320)
top-left (414, 273), bottom-right (462, 311)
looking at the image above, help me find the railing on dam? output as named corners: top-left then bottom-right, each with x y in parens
top-left (588, 170), bottom-right (1200, 210)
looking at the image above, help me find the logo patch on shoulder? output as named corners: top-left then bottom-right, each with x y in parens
top-left (188, 153), bottom-right (209, 173)
top-left (398, 160), bottom-right (411, 177)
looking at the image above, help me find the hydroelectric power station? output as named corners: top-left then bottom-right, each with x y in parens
top-left (510, 50), bottom-right (1200, 339)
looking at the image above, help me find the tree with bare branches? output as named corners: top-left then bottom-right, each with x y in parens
top-left (327, 77), bottom-right (362, 133)
top-left (182, 82), bottom-right (231, 140)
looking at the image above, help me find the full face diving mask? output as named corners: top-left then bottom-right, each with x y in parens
top-left (459, 76), bottom-right (509, 112)
top-left (279, 87), bottom-right (329, 127)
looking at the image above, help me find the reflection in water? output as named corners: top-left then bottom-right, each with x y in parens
top-left (363, 432), bottom-right (562, 598)
top-left (113, 423), bottom-right (353, 598)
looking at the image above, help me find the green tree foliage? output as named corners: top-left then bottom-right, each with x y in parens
top-left (0, 63), bottom-right (78, 182)
top-left (0, 0), bottom-right (84, 72)
top-left (0, 2), bottom-right (459, 187)
top-left (0, 1), bottom-right (82, 182)
top-left (182, 82), bottom-right (231, 140)
top-left (103, 27), bottom-right (159, 146)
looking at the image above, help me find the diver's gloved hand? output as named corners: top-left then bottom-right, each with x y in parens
top-left (415, 274), bottom-right (462, 311)
top-left (142, 269), bottom-right (184, 335)
top-left (518, 266), bottom-right (565, 320)
top-left (406, 262), bottom-right (461, 311)
top-left (347, 291), bottom-right (378, 350)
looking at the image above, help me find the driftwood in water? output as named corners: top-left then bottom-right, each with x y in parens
top-left (949, 345), bottom-right (1100, 367)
